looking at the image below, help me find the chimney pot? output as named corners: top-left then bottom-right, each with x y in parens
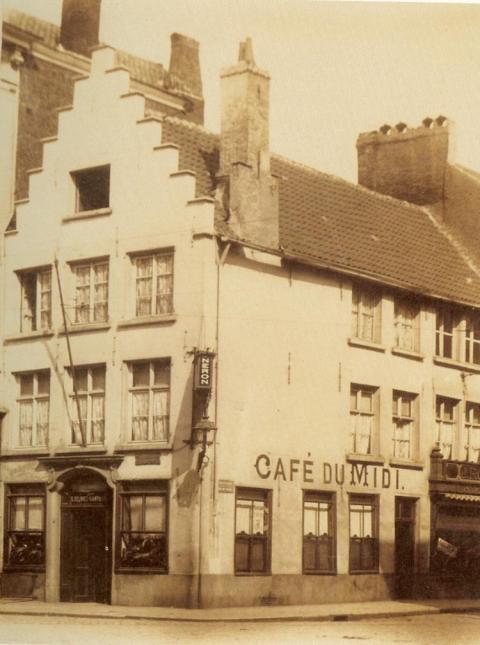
top-left (395, 122), bottom-right (407, 133)
top-left (379, 124), bottom-right (392, 135)
top-left (169, 33), bottom-right (203, 98)
top-left (435, 115), bottom-right (448, 127)
top-left (60, 0), bottom-right (101, 57)
top-left (422, 117), bottom-right (434, 128)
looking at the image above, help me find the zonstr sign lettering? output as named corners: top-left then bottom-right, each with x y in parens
top-left (254, 454), bottom-right (401, 489)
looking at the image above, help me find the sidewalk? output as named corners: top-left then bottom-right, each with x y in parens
top-left (0, 597), bottom-right (480, 623)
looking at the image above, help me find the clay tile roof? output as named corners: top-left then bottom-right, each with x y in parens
top-left (161, 116), bottom-right (480, 306)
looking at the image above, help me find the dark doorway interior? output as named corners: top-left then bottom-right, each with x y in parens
top-left (395, 497), bottom-right (416, 598)
top-left (60, 470), bottom-right (112, 603)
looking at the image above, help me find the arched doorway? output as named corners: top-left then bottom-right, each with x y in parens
top-left (59, 469), bottom-right (112, 603)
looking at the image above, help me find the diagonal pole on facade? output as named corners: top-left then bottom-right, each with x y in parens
top-left (54, 258), bottom-right (87, 448)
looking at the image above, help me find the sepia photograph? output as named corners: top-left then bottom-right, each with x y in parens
top-left (2, 0), bottom-right (480, 642)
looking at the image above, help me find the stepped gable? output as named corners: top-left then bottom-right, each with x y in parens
top-left (160, 116), bottom-right (480, 306)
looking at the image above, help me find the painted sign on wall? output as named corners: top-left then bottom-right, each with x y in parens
top-left (254, 453), bottom-right (402, 489)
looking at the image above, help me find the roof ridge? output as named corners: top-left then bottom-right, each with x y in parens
top-left (162, 114), bottom-right (218, 137)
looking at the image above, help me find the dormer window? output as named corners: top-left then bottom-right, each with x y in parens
top-left (71, 165), bottom-right (110, 213)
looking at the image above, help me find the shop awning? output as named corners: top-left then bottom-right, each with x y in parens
top-left (444, 493), bottom-right (480, 502)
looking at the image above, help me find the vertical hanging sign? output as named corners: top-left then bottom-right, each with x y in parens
top-left (194, 352), bottom-right (214, 391)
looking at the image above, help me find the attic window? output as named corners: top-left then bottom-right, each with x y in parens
top-left (72, 165), bottom-right (110, 213)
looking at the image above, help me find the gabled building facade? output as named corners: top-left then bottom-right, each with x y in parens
top-left (2, 2), bottom-right (480, 609)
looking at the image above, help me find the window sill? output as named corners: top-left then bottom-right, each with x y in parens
top-left (115, 567), bottom-right (168, 575)
top-left (117, 315), bottom-right (177, 329)
top-left (349, 570), bottom-right (379, 575)
top-left (433, 356), bottom-right (480, 374)
top-left (348, 338), bottom-right (386, 353)
top-left (346, 453), bottom-right (385, 465)
top-left (303, 571), bottom-right (337, 576)
top-left (391, 347), bottom-right (424, 361)
top-left (59, 322), bottom-right (111, 335)
top-left (234, 572), bottom-right (272, 577)
top-left (114, 442), bottom-right (172, 453)
top-left (54, 446), bottom-right (107, 456)
top-left (0, 448), bottom-right (50, 459)
top-left (4, 330), bottom-right (54, 344)
top-left (62, 207), bottom-right (112, 222)
top-left (389, 458), bottom-right (424, 470)
top-left (3, 565), bottom-right (45, 573)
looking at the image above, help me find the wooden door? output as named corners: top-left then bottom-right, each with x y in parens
top-left (395, 497), bottom-right (416, 598)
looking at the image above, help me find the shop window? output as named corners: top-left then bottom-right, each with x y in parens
top-left (235, 488), bottom-right (271, 575)
top-left (349, 495), bottom-right (378, 573)
top-left (392, 391), bottom-right (417, 460)
top-left (128, 360), bottom-right (170, 442)
top-left (394, 297), bottom-right (420, 352)
top-left (117, 480), bottom-right (168, 572)
top-left (436, 396), bottom-right (457, 459)
top-left (72, 259), bottom-right (109, 324)
top-left (465, 312), bottom-right (480, 365)
top-left (303, 491), bottom-right (336, 574)
top-left (17, 371), bottom-right (50, 448)
top-left (350, 385), bottom-right (378, 455)
top-left (133, 252), bottom-right (174, 317)
top-left (72, 165), bottom-right (110, 213)
top-left (435, 305), bottom-right (456, 359)
top-left (18, 267), bottom-right (52, 333)
top-left (4, 484), bottom-right (45, 571)
top-left (69, 365), bottom-right (106, 445)
top-left (465, 402), bottom-right (480, 463)
top-left (351, 284), bottom-right (381, 343)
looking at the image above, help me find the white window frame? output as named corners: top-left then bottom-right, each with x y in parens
top-left (392, 390), bottom-right (417, 460)
top-left (435, 305), bottom-right (456, 359)
top-left (19, 268), bottom-right (52, 333)
top-left (464, 311), bottom-right (480, 365)
top-left (465, 401), bottom-right (480, 463)
top-left (127, 360), bottom-right (170, 443)
top-left (69, 365), bottom-right (106, 445)
top-left (351, 285), bottom-right (381, 343)
top-left (71, 259), bottom-right (109, 324)
top-left (350, 385), bottom-right (377, 455)
top-left (435, 396), bottom-right (457, 459)
top-left (394, 298), bottom-right (420, 352)
top-left (17, 371), bottom-right (50, 448)
top-left (133, 251), bottom-right (174, 318)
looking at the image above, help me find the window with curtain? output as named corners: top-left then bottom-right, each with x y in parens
top-left (350, 385), bottom-right (377, 455)
top-left (235, 488), bottom-right (271, 575)
top-left (117, 480), bottom-right (168, 572)
top-left (351, 284), bottom-right (381, 343)
top-left (129, 360), bottom-right (170, 442)
top-left (392, 391), bottom-right (417, 460)
top-left (70, 365), bottom-right (106, 445)
top-left (17, 371), bottom-right (49, 448)
top-left (19, 267), bottom-right (52, 333)
top-left (349, 495), bottom-right (378, 573)
top-left (394, 298), bottom-right (419, 352)
top-left (72, 259), bottom-right (109, 324)
top-left (303, 492), bottom-right (336, 574)
top-left (4, 484), bottom-right (45, 570)
top-left (465, 402), bottom-right (480, 463)
top-left (134, 252), bottom-right (174, 317)
top-left (436, 396), bottom-right (457, 459)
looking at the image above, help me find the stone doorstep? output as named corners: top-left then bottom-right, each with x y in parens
top-left (0, 598), bottom-right (479, 622)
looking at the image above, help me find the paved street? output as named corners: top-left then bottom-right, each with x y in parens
top-left (0, 612), bottom-right (480, 645)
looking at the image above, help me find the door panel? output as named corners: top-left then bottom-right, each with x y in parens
top-left (395, 497), bottom-right (416, 598)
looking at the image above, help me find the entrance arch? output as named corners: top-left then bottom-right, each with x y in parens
top-left (59, 468), bottom-right (112, 603)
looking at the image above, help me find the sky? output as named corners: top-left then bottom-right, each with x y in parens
top-left (4, 0), bottom-right (480, 182)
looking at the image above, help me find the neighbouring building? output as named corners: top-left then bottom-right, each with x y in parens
top-left (2, 1), bottom-right (480, 609)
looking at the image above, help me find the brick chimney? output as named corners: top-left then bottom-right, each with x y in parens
top-left (357, 116), bottom-right (450, 205)
top-left (218, 38), bottom-right (279, 248)
top-left (169, 33), bottom-right (202, 98)
top-left (60, 0), bottom-right (101, 57)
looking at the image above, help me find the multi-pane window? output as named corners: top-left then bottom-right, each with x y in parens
top-left (129, 360), bottom-right (170, 442)
top-left (435, 306), bottom-right (455, 359)
top-left (72, 165), bottom-right (110, 213)
top-left (235, 488), bottom-right (271, 575)
top-left (134, 252), bottom-right (174, 317)
top-left (19, 268), bottom-right (52, 333)
top-left (117, 480), bottom-right (168, 572)
top-left (72, 260), bottom-right (109, 324)
top-left (351, 285), bottom-right (380, 343)
top-left (465, 312), bottom-right (480, 365)
top-left (349, 495), bottom-right (378, 573)
top-left (394, 298), bottom-right (419, 352)
top-left (436, 396), bottom-right (457, 459)
top-left (303, 492), bottom-right (336, 574)
top-left (4, 484), bottom-right (45, 570)
top-left (70, 365), bottom-right (106, 445)
top-left (392, 391), bottom-right (417, 460)
top-left (350, 385), bottom-right (377, 455)
top-left (17, 371), bottom-right (50, 448)
top-left (465, 402), bottom-right (480, 463)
